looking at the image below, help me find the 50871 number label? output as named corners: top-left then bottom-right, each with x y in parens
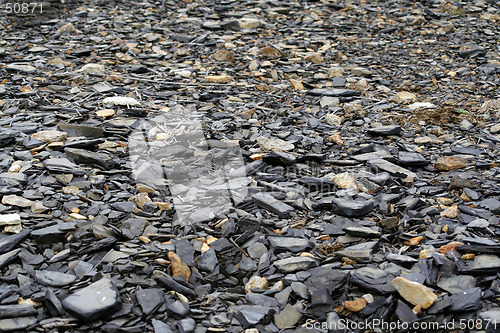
top-left (3, 2), bottom-right (43, 14)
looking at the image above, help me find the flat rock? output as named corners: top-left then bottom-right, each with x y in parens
top-left (268, 237), bottom-right (311, 252)
top-left (434, 156), bottom-right (467, 171)
top-left (437, 275), bottom-right (476, 294)
top-left (351, 267), bottom-right (396, 295)
top-left (5, 64), bottom-right (36, 73)
top-left (274, 304), bottom-right (302, 329)
top-left (0, 214), bottom-right (21, 226)
top-left (366, 125), bottom-right (402, 136)
top-left (273, 256), bottom-right (317, 273)
top-left (36, 270), bottom-right (77, 287)
top-left (136, 288), bottom-right (164, 316)
top-left (392, 276), bottom-right (437, 309)
top-left (308, 88), bottom-right (361, 97)
top-left (450, 287), bottom-right (481, 312)
top-left (331, 198), bottom-right (375, 217)
top-left (0, 316), bottom-right (37, 331)
top-left (31, 130), bottom-right (67, 143)
top-left (252, 192), bottom-right (294, 217)
top-left (43, 158), bottom-right (85, 175)
top-left (62, 278), bottom-right (122, 321)
top-left (368, 159), bottom-right (418, 182)
top-left (257, 137), bottom-right (294, 152)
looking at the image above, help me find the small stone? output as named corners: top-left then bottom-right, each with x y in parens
top-left (325, 114), bottom-right (342, 126)
top-left (327, 133), bottom-right (343, 145)
top-left (439, 241), bottom-right (464, 254)
top-left (394, 91), bottom-right (416, 104)
top-left (136, 288), bottom-right (164, 316)
top-left (257, 136), bottom-right (294, 151)
top-left (344, 297), bottom-right (367, 312)
top-left (168, 252), bottom-right (191, 282)
top-left (102, 96), bottom-right (140, 106)
top-left (380, 217), bottom-right (399, 230)
top-left (205, 75), bottom-right (232, 83)
top-left (81, 63), bottom-right (105, 75)
top-left (58, 23), bottom-right (76, 33)
top-left (273, 256), bottom-right (317, 273)
top-left (490, 124), bottom-right (500, 134)
top-left (238, 18), bottom-right (260, 29)
top-left (331, 198), bottom-right (375, 217)
top-left (0, 214), bottom-right (21, 227)
top-left (434, 156), bottom-right (467, 171)
top-left (5, 64), bottom-right (36, 73)
top-left (392, 276), bottom-right (437, 309)
top-left (1, 195), bottom-right (32, 208)
top-left (437, 276), bottom-right (476, 294)
top-left (245, 276), bottom-right (269, 293)
top-left (289, 79), bottom-right (304, 90)
top-left (212, 50), bottom-right (234, 62)
top-left (252, 192), bottom-right (293, 218)
top-left (332, 172), bottom-right (357, 190)
top-left (274, 304), bottom-right (302, 329)
top-left (62, 278), bottom-right (121, 321)
top-left (459, 119), bottom-right (474, 131)
top-left (31, 131), bottom-right (67, 143)
top-left (404, 236), bottom-right (423, 246)
top-left (366, 125), bottom-right (402, 136)
top-left (96, 109), bottom-right (115, 118)
top-left (440, 205), bottom-right (458, 218)
top-left (36, 270), bottom-right (77, 287)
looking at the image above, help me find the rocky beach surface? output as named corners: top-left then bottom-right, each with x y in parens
top-left (0, 0), bottom-right (500, 332)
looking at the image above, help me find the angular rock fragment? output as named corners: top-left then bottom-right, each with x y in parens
top-left (62, 278), bottom-right (122, 321)
top-left (392, 277), bottom-right (437, 309)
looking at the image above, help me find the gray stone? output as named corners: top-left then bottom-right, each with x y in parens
top-left (62, 278), bottom-right (121, 321)
top-left (252, 192), bottom-right (294, 217)
top-left (331, 198), bottom-right (375, 217)
top-left (437, 275), bottom-right (476, 294)
top-left (36, 270), bottom-right (77, 287)
top-left (198, 248), bottom-right (218, 272)
top-left (273, 256), bottom-right (317, 273)
top-left (351, 266), bottom-right (396, 295)
top-left (368, 158), bottom-right (418, 181)
top-left (269, 237), bottom-right (311, 252)
top-left (136, 288), bottom-right (164, 315)
top-left (274, 304), bottom-right (302, 329)
top-left (334, 241), bottom-right (378, 263)
top-left (0, 316), bottom-right (37, 331)
top-left (247, 242), bottom-right (268, 259)
top-left (43, 158), bottom-right (85, 175)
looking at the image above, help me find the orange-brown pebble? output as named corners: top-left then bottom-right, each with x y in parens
top-left (461, 253), bottom-right (475, 260)
top-left (439, 241), bottom-right (464, 254)
top-left (404, 236), bottom-right (423, 246)
top-left (344, 298), bottom-right (367, 312)
top-left (168, 252), bottom-right (191, 282)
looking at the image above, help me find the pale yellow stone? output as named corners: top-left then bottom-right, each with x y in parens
top-left (289, 79), bottom-right (304, 90)
top-left (394, 91), bottom-right (416, 104)
top-left (205, 75), bottom-right (232, 83)
top-left (437, 197), bottom-right (453, 205)
top-left (392, 277), bottom-right (437, 309)
top-left (69, 213), bottom-right (87, 220)
top-left (31, 130), bottom-right (67, 143)
top-left (245, 276), bottom-right (269, 293)
top-left (96, 109), bottom-right (115, 118)
top-left (440, 205), bottom-right (458, 218)
top-left (325, 114), bottom-right (342, 126)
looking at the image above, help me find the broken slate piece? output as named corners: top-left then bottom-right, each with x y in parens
top-left (62, 278), bottom-right (122, 321)
top-left (252, 192), bottom-right (293, 217)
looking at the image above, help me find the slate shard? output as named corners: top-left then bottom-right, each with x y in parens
top-left (62, 278), bottom-right (122, 321)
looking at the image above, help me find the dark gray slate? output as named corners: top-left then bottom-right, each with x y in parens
top-left (62, 278), bottom-right (122, 321)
